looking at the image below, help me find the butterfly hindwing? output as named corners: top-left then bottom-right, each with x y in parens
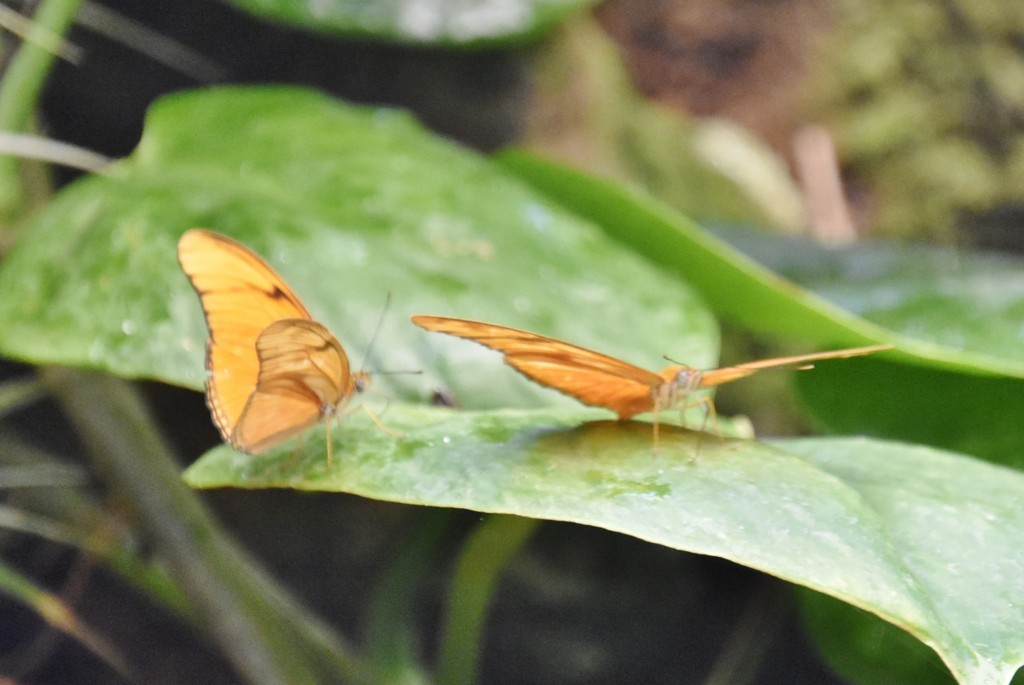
top-left (229, 319), bottom-right (352, 453)
top-left (411, 315), bottom-right (663, 417)
top-left (252, 318), bottom-right (351, 411)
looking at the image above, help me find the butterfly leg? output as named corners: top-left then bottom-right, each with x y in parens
top-left (325, 413), bottom-right (333, 467)
top-left (358, 403), bottom-right (404, 440)
top-left (694, 395), bottom-right (720, 438)
top-left (673, 394), bottom-right (720, 458)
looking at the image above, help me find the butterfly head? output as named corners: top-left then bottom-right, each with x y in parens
top-left (657, 364), bottom-right (705, 409)
top-left (661, 365), bottom-right (704, 391)
top-left (353, 371), bottom-right (371, 393)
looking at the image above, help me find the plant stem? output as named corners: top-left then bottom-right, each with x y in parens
top-left (0, 0), bottom-right (83, 219)
top-left (0, 558), bottom-right (132, 678)
top-left (0, 373), bottom-right (46, 419)
top-left (365, 508), bottom-right (455, 683)
top-left (436, 515), bottom-right (540, 685)
top-left (43, 367), bottom-right (372, 685)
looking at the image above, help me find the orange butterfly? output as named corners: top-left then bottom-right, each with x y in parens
top-left (411, 315), bottom-right (890, 438)
top-left (178, 229), bottom-right (366, 464)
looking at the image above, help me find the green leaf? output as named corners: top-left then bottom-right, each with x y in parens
top-left (363, 508), bottom-right (454, 684)
top-left (497, 149), bottom-right (1023, 378)
top-left (0, 85), bottom-right (714, 411)
top-left (700, 226), bottom-right (1024, 465)
top-left (185, 407), bottom-right (1024, 685)
top-left (223, 0), bottom-right (597, 46)
top-left (437, 515), bottom-right (539, 685)
top-left (777, 437), bottom-right (1024, 685)
top-left (497, 150), bottom-right (887, 342)
top-left (799, 590), bottom-right (956, 685)
top-left (794, 357), bottom-right (1024, 468)
top-left (710, 225), bottom-right (1024, 370)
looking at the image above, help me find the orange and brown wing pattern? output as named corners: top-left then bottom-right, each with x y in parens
top-left (177, 229), bottom-right (315, 443)
top-left (411, 315), bottom-right (664, 418)
top-left (234, 319), bottom-right (353, 453)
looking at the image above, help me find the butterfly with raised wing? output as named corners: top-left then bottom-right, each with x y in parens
top-left (178, 229), bottom-right (367, 464)
top-left (411, 315), bottom-right (890, 438)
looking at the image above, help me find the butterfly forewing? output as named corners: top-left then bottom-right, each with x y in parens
top-left (695, 344), bottom-right (891, 388)
top-left (411, 315), bottom-right (663, 418)
top-left (178, 230), bottom-right (316, 440)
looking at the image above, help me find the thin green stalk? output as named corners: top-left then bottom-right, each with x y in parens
top-left (0, 373), bottom-right (46, 419)
top-left (0, 558), bottom-right (132, 678)
top-left (0, 0), bottom-right (83, 218)
top-left (0, 500), bottom-right (192, 618)
top-left (364, 508), bottom-right (456, 684)
top-left (43, 367), bottom-right (372, 685)
top-left (436, 515), bottom-right (540, 685)
top-left (702, 581), bottom-right (789, 685)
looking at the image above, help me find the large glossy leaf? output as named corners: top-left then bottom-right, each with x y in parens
top-left (498, 150), bottom-right (1024, 378)
top-left (777, 437), bottom-right (1024, 685)
top-left (0, 86), bottom-right (714, 410)
top-left (712, 225), bottom-right (1024, 367)
top-left (224, 0), bottom-right (596, 46)
top-left (794, 356), bottom-right (1024, 468)
top-left (185, 407), bottom-right (1024, 685)
top-left (702, 227), bottom-right (1024, 466)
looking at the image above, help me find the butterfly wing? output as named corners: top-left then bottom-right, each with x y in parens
top-left (411, 315), bottom-right (664, 418)
top-left (234, 319), bottom-right (353, 453)
top-left (694, 344), bottom-right (891, 388)
top-left (177, 229), bottom-right (316, 443)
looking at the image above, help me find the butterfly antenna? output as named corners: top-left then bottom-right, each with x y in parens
top-left (359, 292), bottom-right (393, 375)
top-left (662, 354), bottom-right (695, 370)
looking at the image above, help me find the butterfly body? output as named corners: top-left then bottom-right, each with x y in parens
top-left (178, 230), bottom-right (365, 459)
top-left (411, 315), bottom-right (889, 429)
